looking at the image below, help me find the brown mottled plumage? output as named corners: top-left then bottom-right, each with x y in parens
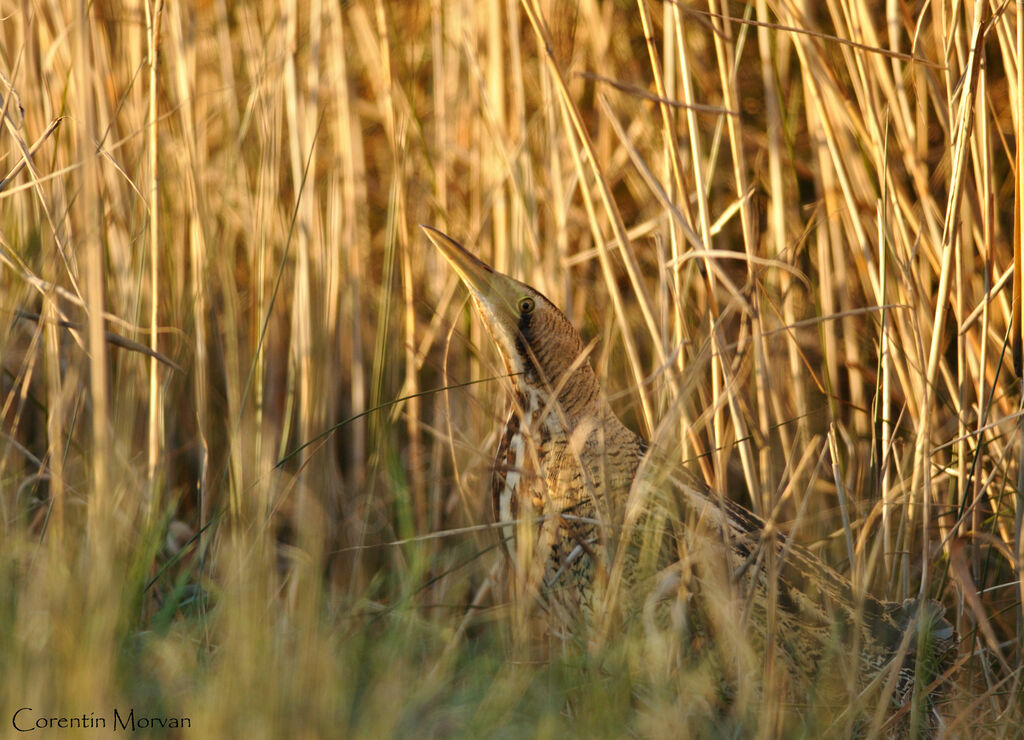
top-left (423, 226), bottom-right (645, 617)
top-left (424, 226), bottom-right (955, 735)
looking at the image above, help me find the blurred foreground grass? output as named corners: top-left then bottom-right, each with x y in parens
top-left (0, 0), bottom-right (1021, 736)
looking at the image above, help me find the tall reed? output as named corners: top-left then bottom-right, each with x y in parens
top-left (0, 0), bottom-right (1019, 734)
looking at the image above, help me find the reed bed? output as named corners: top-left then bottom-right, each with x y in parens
top-left (0, 0), bottom-right (1021, 736)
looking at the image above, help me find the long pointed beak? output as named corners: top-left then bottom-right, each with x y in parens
top-left (420, 225), bottom-right (499, 302)
top-left (421, 225), bottom-right (528, 360)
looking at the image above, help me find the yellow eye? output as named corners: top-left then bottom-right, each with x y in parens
top-left (518, 296), bottom-right (535, 315)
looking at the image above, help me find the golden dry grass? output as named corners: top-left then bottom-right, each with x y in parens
top-left (0, 0), bottom-right (1021, 736)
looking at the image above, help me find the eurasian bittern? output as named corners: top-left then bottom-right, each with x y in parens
top-left (423, 226), bottom-right (954, 733)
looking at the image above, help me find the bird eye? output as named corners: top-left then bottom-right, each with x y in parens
top-left (518, 296), bottom-right (535, 315)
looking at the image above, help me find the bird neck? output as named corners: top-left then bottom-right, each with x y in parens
top-left (513, 362), bottom-right (601, 431)
top-left (511, 368), bottom-right (644, 484)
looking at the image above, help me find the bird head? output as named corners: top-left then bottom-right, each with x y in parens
top-left (423, 226), bottom-right (597, 418)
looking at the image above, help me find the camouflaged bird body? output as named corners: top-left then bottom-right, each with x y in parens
top-left (490, 353), bottom-right (954, 733)
top-left (492, 380), bottom-right (646, 619)
top-left (425, 227), bottom-right (954, 737)
top-left (621, 463), bottom-right (955, 734)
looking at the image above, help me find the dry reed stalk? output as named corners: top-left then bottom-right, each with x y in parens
top-left (0, 0), bottom-right (1019, 733)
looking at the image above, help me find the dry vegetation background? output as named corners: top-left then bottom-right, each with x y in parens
top-left (0, 0), bottom-right (1022, 736)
